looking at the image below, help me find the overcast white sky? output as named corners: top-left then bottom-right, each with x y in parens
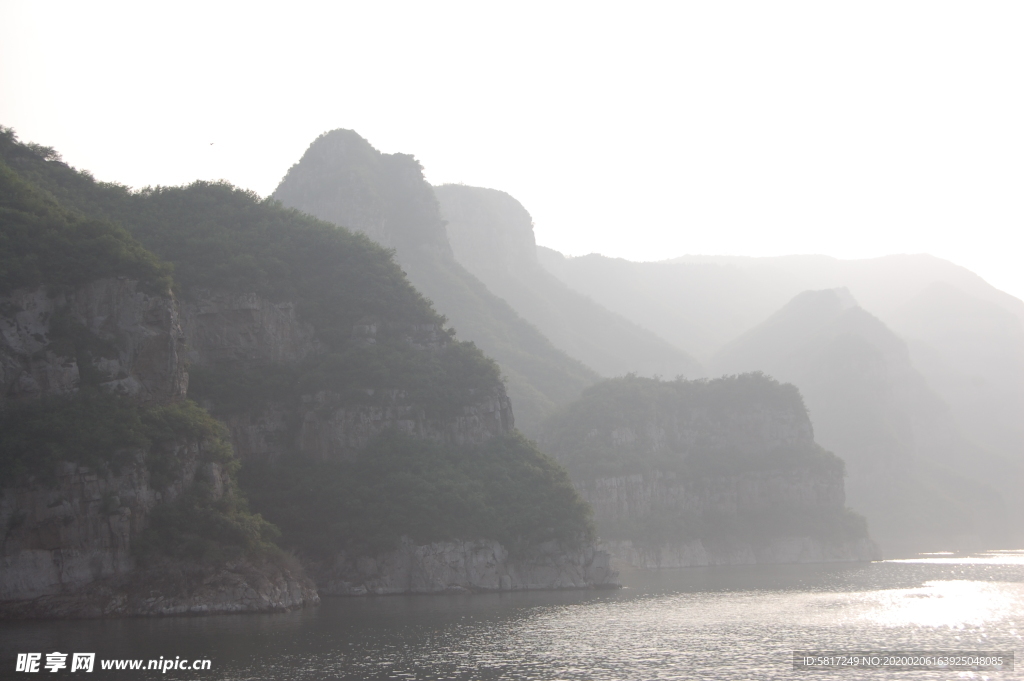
top-left (2, 1), bottom-right (1022, 300)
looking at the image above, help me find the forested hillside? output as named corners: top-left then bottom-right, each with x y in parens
top-left (0, 127), bottom-right (604, 615)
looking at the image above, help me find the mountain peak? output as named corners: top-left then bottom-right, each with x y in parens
top-left (273, 129), bottom-right (450, 256)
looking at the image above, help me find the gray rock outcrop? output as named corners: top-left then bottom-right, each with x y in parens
top-left (0, 279), bottom-right (187, 405)
top-left (0, 558), bottom-right (318, 619)
top-left (310, 538), bottom-right (617, 595)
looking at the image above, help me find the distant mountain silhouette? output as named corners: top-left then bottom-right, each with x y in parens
top-left (435, 184), bottom-right (703, 379)
top-left (890, 282), bottom-right (1024, 468)
top-left (712, 289), bottom-right (1017, 551)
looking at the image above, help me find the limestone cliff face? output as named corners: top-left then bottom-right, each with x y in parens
top-left (577, 467), bottom-right (843, 525)
top-left (539, 375), bottom-right (877, 567)
top-left (0, 556), bottom-right (318, 619)
top-left (3, 448), bottom-right (206, 600)
top-left (0, 280), bottom-right (320, 617)
top-left (180, 291), bottom-right (323, 365)
top-left (0, 279), bottom-right (187, 404)
top-left (575, 472), bottom-right (876, 567)
top-left (223, 387), bottom-right (513, 464)
top-left (180, 290), bottom-right (515, 460)
top-left (605, 536), bottom-right (878, 568)
top-left (175, 291), bottom-right (612, 595)
top-left (309, 538), bottom-right (617, 596)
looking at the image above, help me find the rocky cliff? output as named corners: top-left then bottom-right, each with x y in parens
top-left (575, 472), bottom-right (876, 568)
top-left (0, 280), bottom-right (317, 617)
top-left (1, 279), bottom-right (187, 405)
top-left (181, 290), bottom-right (515, 460)
top-left (0, 455), bottom-right (319, 618)
top-left (310, 539), bottom-right (616, 595)
top-left (176, 291), bottom-right (612, 596)
top-left (0, 278), bottom-right (608, 615)
top-left (539, 374), bottom-right (877, 567)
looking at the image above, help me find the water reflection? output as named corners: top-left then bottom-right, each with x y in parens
top-left (1, 551), bottom-right (1021, 680)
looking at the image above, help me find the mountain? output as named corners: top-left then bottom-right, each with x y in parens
top-left (272, 130), bottom-right (598, 433)
top-left (539, 250), bottom-right (1024, 523)
top-left (537, 373), bottom-right (877, 567)
top-left (537, 247), bottom-right (803, 360)
top-left (0, 127), bottom-right (612, 617)
top-left (712, 289), bottom-right (1018, 552)
top-left (888, 282), bottom-right (1024, 467)
top-left (434, 184), bottom-right (703, 379)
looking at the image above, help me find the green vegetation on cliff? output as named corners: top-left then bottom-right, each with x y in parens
top-left (0, 157), bottom-right (170, 294)
top-left (242, 432), bottom-right (593, 556)
top-left (540, 372), bottom-right (821, 479)
top-left (0, 391), bottom-right (280, 561)
top-left (0, 391), bottom-right (225, 485)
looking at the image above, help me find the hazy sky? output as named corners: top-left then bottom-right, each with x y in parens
top-left (2, 1), bottom-right (1022, 300)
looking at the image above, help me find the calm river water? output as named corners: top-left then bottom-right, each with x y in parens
top-left (2, 550), bottom-right (1022, 680)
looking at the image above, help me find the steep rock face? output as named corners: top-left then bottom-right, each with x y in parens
top-left (292, 388), bottom-right (513, 457)
top-left (577, 468), bottom-right (843, 523)
top-left (176, 288), bottom-right (612, 596)
top-left (310, 538), bottom-right (617, 595)
top-left (0, 559), bottom-right (318, 619)
top-left (0, 279), bottom-right (187, 404)
top-left (180, 291), bottom-right (323, 365)
top-left (0, 450), bottom-right (220, 602)
top-left (0, 280), bottom-right (317, 617)
top-left (582, 404), bottom-right (813, 460)
top-left (0, 440), bottom-right (317, 618)
top-left (539, 374), bottom-right (815, 478)
top-left (180, 290), bottom-right (515, 459)
top-left (436, 184), bottom-right (538, 276)
top-left (226, 387), bottom-right (514, 462)
top-left (605, 536), bottom-right (878, 568)
top-left (576, 472), bottom-right (876, 567)
top-left (538, 375), bottom-right (876, 567)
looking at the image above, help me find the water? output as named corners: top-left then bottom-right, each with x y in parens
top-left (3, 550), bottom-right (1022, 680)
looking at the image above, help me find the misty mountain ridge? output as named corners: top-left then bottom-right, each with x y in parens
top-left (539, 249), bottom-right (1024, 361)
top-left (711, 287), bottom-right (1018, 551)
top-left (434, 184), bottom-right (704, 380)
top-left (892, 281), bottom-right (1024, 462)
top-left (538, 248), bottom-right (1023, 502)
